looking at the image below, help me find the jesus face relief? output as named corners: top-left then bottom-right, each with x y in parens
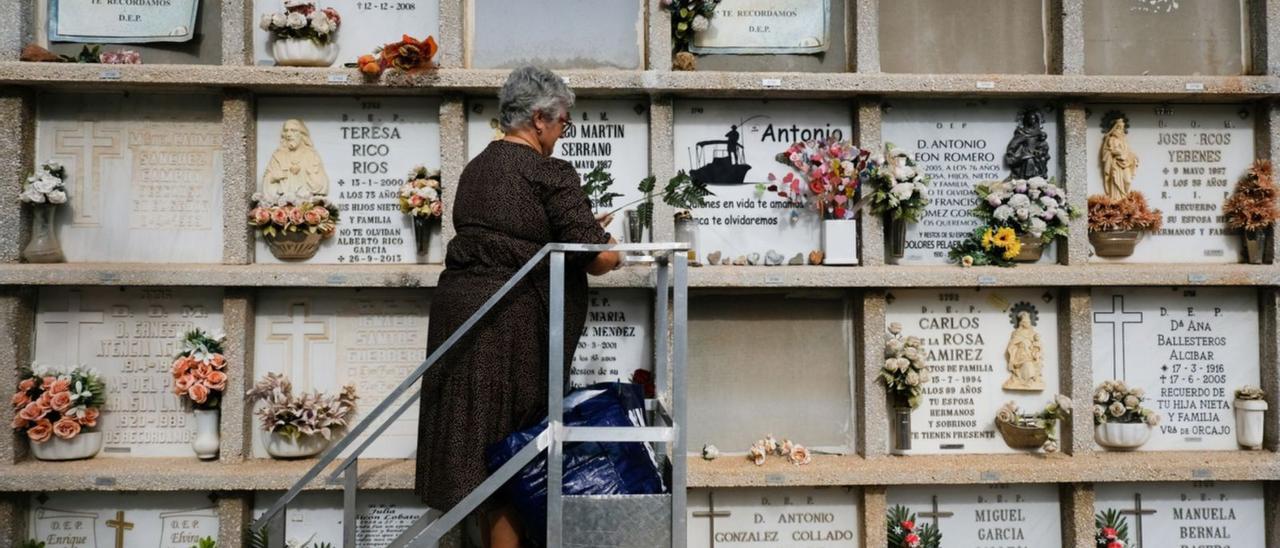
top-left (281, 120), bottom-right (306, 151)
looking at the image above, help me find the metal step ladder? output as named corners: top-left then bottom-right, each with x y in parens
top-left (253, 242), bottom-right (691, 548)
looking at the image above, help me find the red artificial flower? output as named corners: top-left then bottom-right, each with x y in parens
top-left (833, 206), bottom-right (847, 219)
top-left (900, 520), bottom-right (914, 531)
top-left (1102, 527), bottom-right (1117, 538)
top-left (1107, 542), bottom-right (1122, 548)
top-left (904, 533), bottom-right (920, 545)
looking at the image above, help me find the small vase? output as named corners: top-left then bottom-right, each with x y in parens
top-left (674, 214), bottom-right (697, 263)
top-left (891, 395), bottom-right (912, 455)
top-left (263, 429), bottom-right (331, 459)
top-left (1089, 230), bottom-right (1141, 258)
top-left (30, 431), bottom-right (103, 461)
top-left (1012, 234), bottom-right (1044, 262)
top-left (191, 408), bottom-right (220, 460)
top-left (1094, 422), bottom-right (1152, 450)
top-left (22, 205), bottom-right (65, 263)
top-left (271, 37), bottom-right (339, 67)
top-left (1242, 230), bottom-right (1267, 264)
top-left (1234, 399), bottom-right (1268, 450)
top-left (822, 219), bottom-right (859, 265)
top-left (413, 216), bottom-right (443, 263)
top-left (264, 231), bottom-right (323, 261)
top-left (886, 216), bottom-right (907, 264)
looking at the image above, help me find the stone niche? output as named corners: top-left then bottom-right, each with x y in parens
top-left (879, 0), bottom-right (1048, 74)
top-left (29, 491), bottom-right (219, 548)
top-left (1084, 0), bottom-right (1246, 75)
top-left (688, 0), bottom-right (850, 72)
top-left (687, 291), bottom-right (856, 453)
top-left (252, 0), bottom-right (440, 67)
top-left (687, 487), bottom-right (861, 547)
top-left (35, 92), bottom-right (225, 263)
top-left (1094, 482), bottom-right (1266, 548)
top-left (467, 0), bottom-right (644, 69)
top-left (37, 0), bottom-right (223, 64)
top-left (889, 484), bottom-right (1063, 547)
top-left (253, 490), bottom-right (431, 547)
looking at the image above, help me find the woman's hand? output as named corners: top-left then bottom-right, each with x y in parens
top-left (594, 212), bottom-right (614, 228)
top-left (586, 236), bottom-right (622, 276)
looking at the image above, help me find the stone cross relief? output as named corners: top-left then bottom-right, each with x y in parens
top-left (1093, 295), bottom-right (1144, 379)
top-left (1117, 493), bottom-right (1157, 548)
top-left (41, 290), bottom-right (105, 365)
top-left (691, 491), bottom-right (731, 547)
top-left (52, 122), bottom-right (124, 227)
top-left (267, 302), bottom-right (331, 390)
top-left (918, 495), bottom-right (954, 530)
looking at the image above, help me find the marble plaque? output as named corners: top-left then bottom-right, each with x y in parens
top-left (50, 0), bottom-right (199, 43)
top-left (1095, 482), bottom-right (1265, 548)
top-left (687, 487), bottom-right (860, 547)
top-left (466, 99), bottom-right (650, 239)
top-left (879, 0), bottom-right (1048, 74)
top-left (881, 100), bottom-right (1062, 265)
top-left (1091, 287), bottom-right (1260, 451)
top-left (689, 0), bottom-right (830, 55)
top-left (688, 292), bottom-right (855, 453)
top-left (254, 490), bottom-right (431, 546)
top-left (1086, 104), bottom-right (1254, 263)
top-left (573, 289), bottom-right (652, 389)
top-left (889, 484), bottom-right (1062, 547)
top-left (30, 491), bottom-right (218, 548)
top-left (674, 100), bottom-right (852, 259)
top-left (1084, 0), bottom-right (1245, 76)
top-left (255, 96), bottom-right (442, 264)
top-left (253, 289), bottom-right (429, 458)
top-left (884, 288), bottom-right (1062, 454)
top-left (253, 0), bottom-right (440, 66)
top-left (468, 0), bottom-right (643, 70)
top-left (35, 93), bottom-right (224, 263)
top-left (34, 287), bottom-right (224, 457)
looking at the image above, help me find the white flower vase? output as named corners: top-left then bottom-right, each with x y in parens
top-left (30, 431), bottom-right (103, 461)
top-left (822, 219), bottom-right (858, 265)
top-left (264, 429), bottom-right (331, 459)
top-left (271, 37), bottom-right (339, 67)
top-left (1234, 399), bottom-right (1268, 450)
top-left (191, 408), bottom-right (220, 460)
top-left (1094, 422), bottom-right (1152, 450)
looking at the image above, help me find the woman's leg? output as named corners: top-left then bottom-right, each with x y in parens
top-left (486, 504), bottom-right (522, 548)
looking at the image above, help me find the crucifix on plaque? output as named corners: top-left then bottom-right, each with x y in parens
top-left (692, 491), bottom-right (731, 547)
top-left (105, 510), bottom-right (134, 548)
top-left (917, 495), bottom-right (953, 530)
top-left (1118, 493), bottom-right (1157, 548)
top-left (1093, 295), bottom-right (1144, 379)
top-left (53, 122), bottom-right (123, 227)
top-left (42, 290), bottom-right (105, 364)
top-left (268, 302), bottom-right (330, 390)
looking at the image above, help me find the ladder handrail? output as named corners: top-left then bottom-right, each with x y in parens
top-left (251, 241), bottom-right (690, 533)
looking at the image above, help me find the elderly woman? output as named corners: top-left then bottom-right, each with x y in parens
top-left (415, 66), bottom-right (621, 547)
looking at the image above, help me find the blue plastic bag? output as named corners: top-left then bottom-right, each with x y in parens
top-left (485, 382), bottom-right (666, 545)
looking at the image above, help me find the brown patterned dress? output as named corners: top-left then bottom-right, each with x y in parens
top-left (415, 140), bottom-right (610, 511)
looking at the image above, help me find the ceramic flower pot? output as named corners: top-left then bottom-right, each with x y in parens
top-left (263, 430), bottom-right (331, 459)
top-left (885, 216), bottom-right (907, 264)
top-left (822, 219), bottom-right (859, 265)
top-left (264, 231), bottom-right (323, 261)
top-left (271, 37), bottom-right (339, 67)
top-left (30, 431), bottom-right (103, 461)
top-left (191, 408), bottom-right (220, 460)
top-left (1242, 230), bottom-right (1267, 264)
top-left (1234, 398), bottom-right (1268, 450)
top-left (1012, 233), bottom-right (1044, 262)
top-left (23, 205), bottom-right (65, 263)
top-left (997, 418), bottom-right (1050, 449)
top-left (1089, 230), bottom-right (1141, 258)
top-left (1094, 422), bottom-right (1152, 450)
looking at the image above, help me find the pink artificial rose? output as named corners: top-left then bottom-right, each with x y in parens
top-left (49, 391), bottom-right (73, 413)
top-left (188, 383), bottom-right (210, 404)
top-left (195, 363), bottom-right (214, 380)
top-left (409, 195), bottom-right (424, 207)
top-left (50, 378), bottom-right (71, 394)
top-left (11, 391), bottom-right (30, 409)
top-left (171, 356), bottom-right (192, 377)
top-left (322, 6), bottom-right (340, 24)
top-left (52, 417), bottom-right (81, 439)
top-left (11, 415), bottom-right (27, 429)
top-left (174, 374), bottom-right (193, 394)
top-left (18, 378), bottom-right (35, 392)
top-left (311, 206), bottom-right (330, 221)
top-left (303, 210), bottom-right (322, 225)
top-left (430, 201), bottom-right (442, 216)
top-left (205, 370), bottom-right (228, 391)
top-left (250, 207), bottom-right (271, 225)
top-left (18, 401), bottom-right (47, 422)
top-left (210, 354), bottom-right (227, 369)
top-left (288, 207), bottom-right (305, 225)
top-left (40, 376), bottom-right (56, 390)
top-left (26, 418), bottom-right (52, 443)
top-left (78, 407), bottom-right (99, 428)
top-left (270, 207), bottom-right (289, 226)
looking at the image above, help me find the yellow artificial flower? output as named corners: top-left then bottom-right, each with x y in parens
top-left (1001, 236), bottom-right (1023, 260)
top-left (993, 227), bottom-right (1018, 247)
top-left (981, 228), bottom-right (995, 250)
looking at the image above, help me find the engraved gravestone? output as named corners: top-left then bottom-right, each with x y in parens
top-left (255, 96), bottom-right (442, 264)
top-left (1086, 104), bottom-right (1253, 263)
top-left (36, 93), bottom-right (224, 263)
top-left (29, 491), bottom-right (219, 548)
top-left (674, 100), bottom-right (852, 260)
top-left (49, 0), bottom-right (200, 43)
top-left (573, 289), bottom-right (652, 389)
top-left (34, 287), bottom-right (224, 458)
top-left (687, 487), bottom-right (860, 547)
top-left (1095, 482), bottom-right (1265, 548)
top-left (889, 484), bottom-right (1062, 547)
top-left (690, 0), bottom-right (830, 55)
top-left (253, 289), bottom-right (430, 458)
top-left (253, 490), bottom-right (431, 547)
top-left (885, 288), bottom-right (1061, 454)
top-left (1091, 287), bottom-right (1260, 451)
top-left (881, 100), bottom-right (1062, 264)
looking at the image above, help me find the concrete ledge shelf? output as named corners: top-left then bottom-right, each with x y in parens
top-left (0, 263), bottom-right (1272, 289)
top-left (0, 64), bottom-right (1276, 100)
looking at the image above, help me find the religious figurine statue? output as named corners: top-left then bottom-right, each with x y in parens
top-left (262, 119), bottom-right (330, 199)
top-left (1100, 111), bottom-right (1139, 200)
top-left (1004, 108), bottom-right (1051, 179)
top-left (1003, 310), bottom-right (1045, 391)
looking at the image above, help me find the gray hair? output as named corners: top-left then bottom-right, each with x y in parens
top-left (498, 66), bottom-right (575, 132)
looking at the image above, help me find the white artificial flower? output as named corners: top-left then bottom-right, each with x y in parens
top-left (1039, 196), bottom-right (1059, 209)
top-left (47, 190), bottom-right (67, 204)
top-left (286, 12), bottom-right (307, 29)
top-left (1029, 218), bottom-right (1047, 237)
top-left (271, 13), bottom-right (288, 28)
top-left (45, 161), bottom-right (62, 171)
top-left (1028, 176), bottom-right (1047, 187)
top-left (892, 165), bottom-right (915, 181)
top-left (691, 15), bottom-right (710, 32)
top-left (310, 16), bottom-right (330, 34)
top-left (870, 154), bottom-right (886, 165)
top-left (1008, 193), bottom-right (1031, 208)
top-left (993, 205), bottom-right (1014, 221)
top-left (23, 189), bottom-right (45, 204)
top-left (260, 13), bottom-right (274, 30)
top-left (890, 182), bottom-right (915, 201)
